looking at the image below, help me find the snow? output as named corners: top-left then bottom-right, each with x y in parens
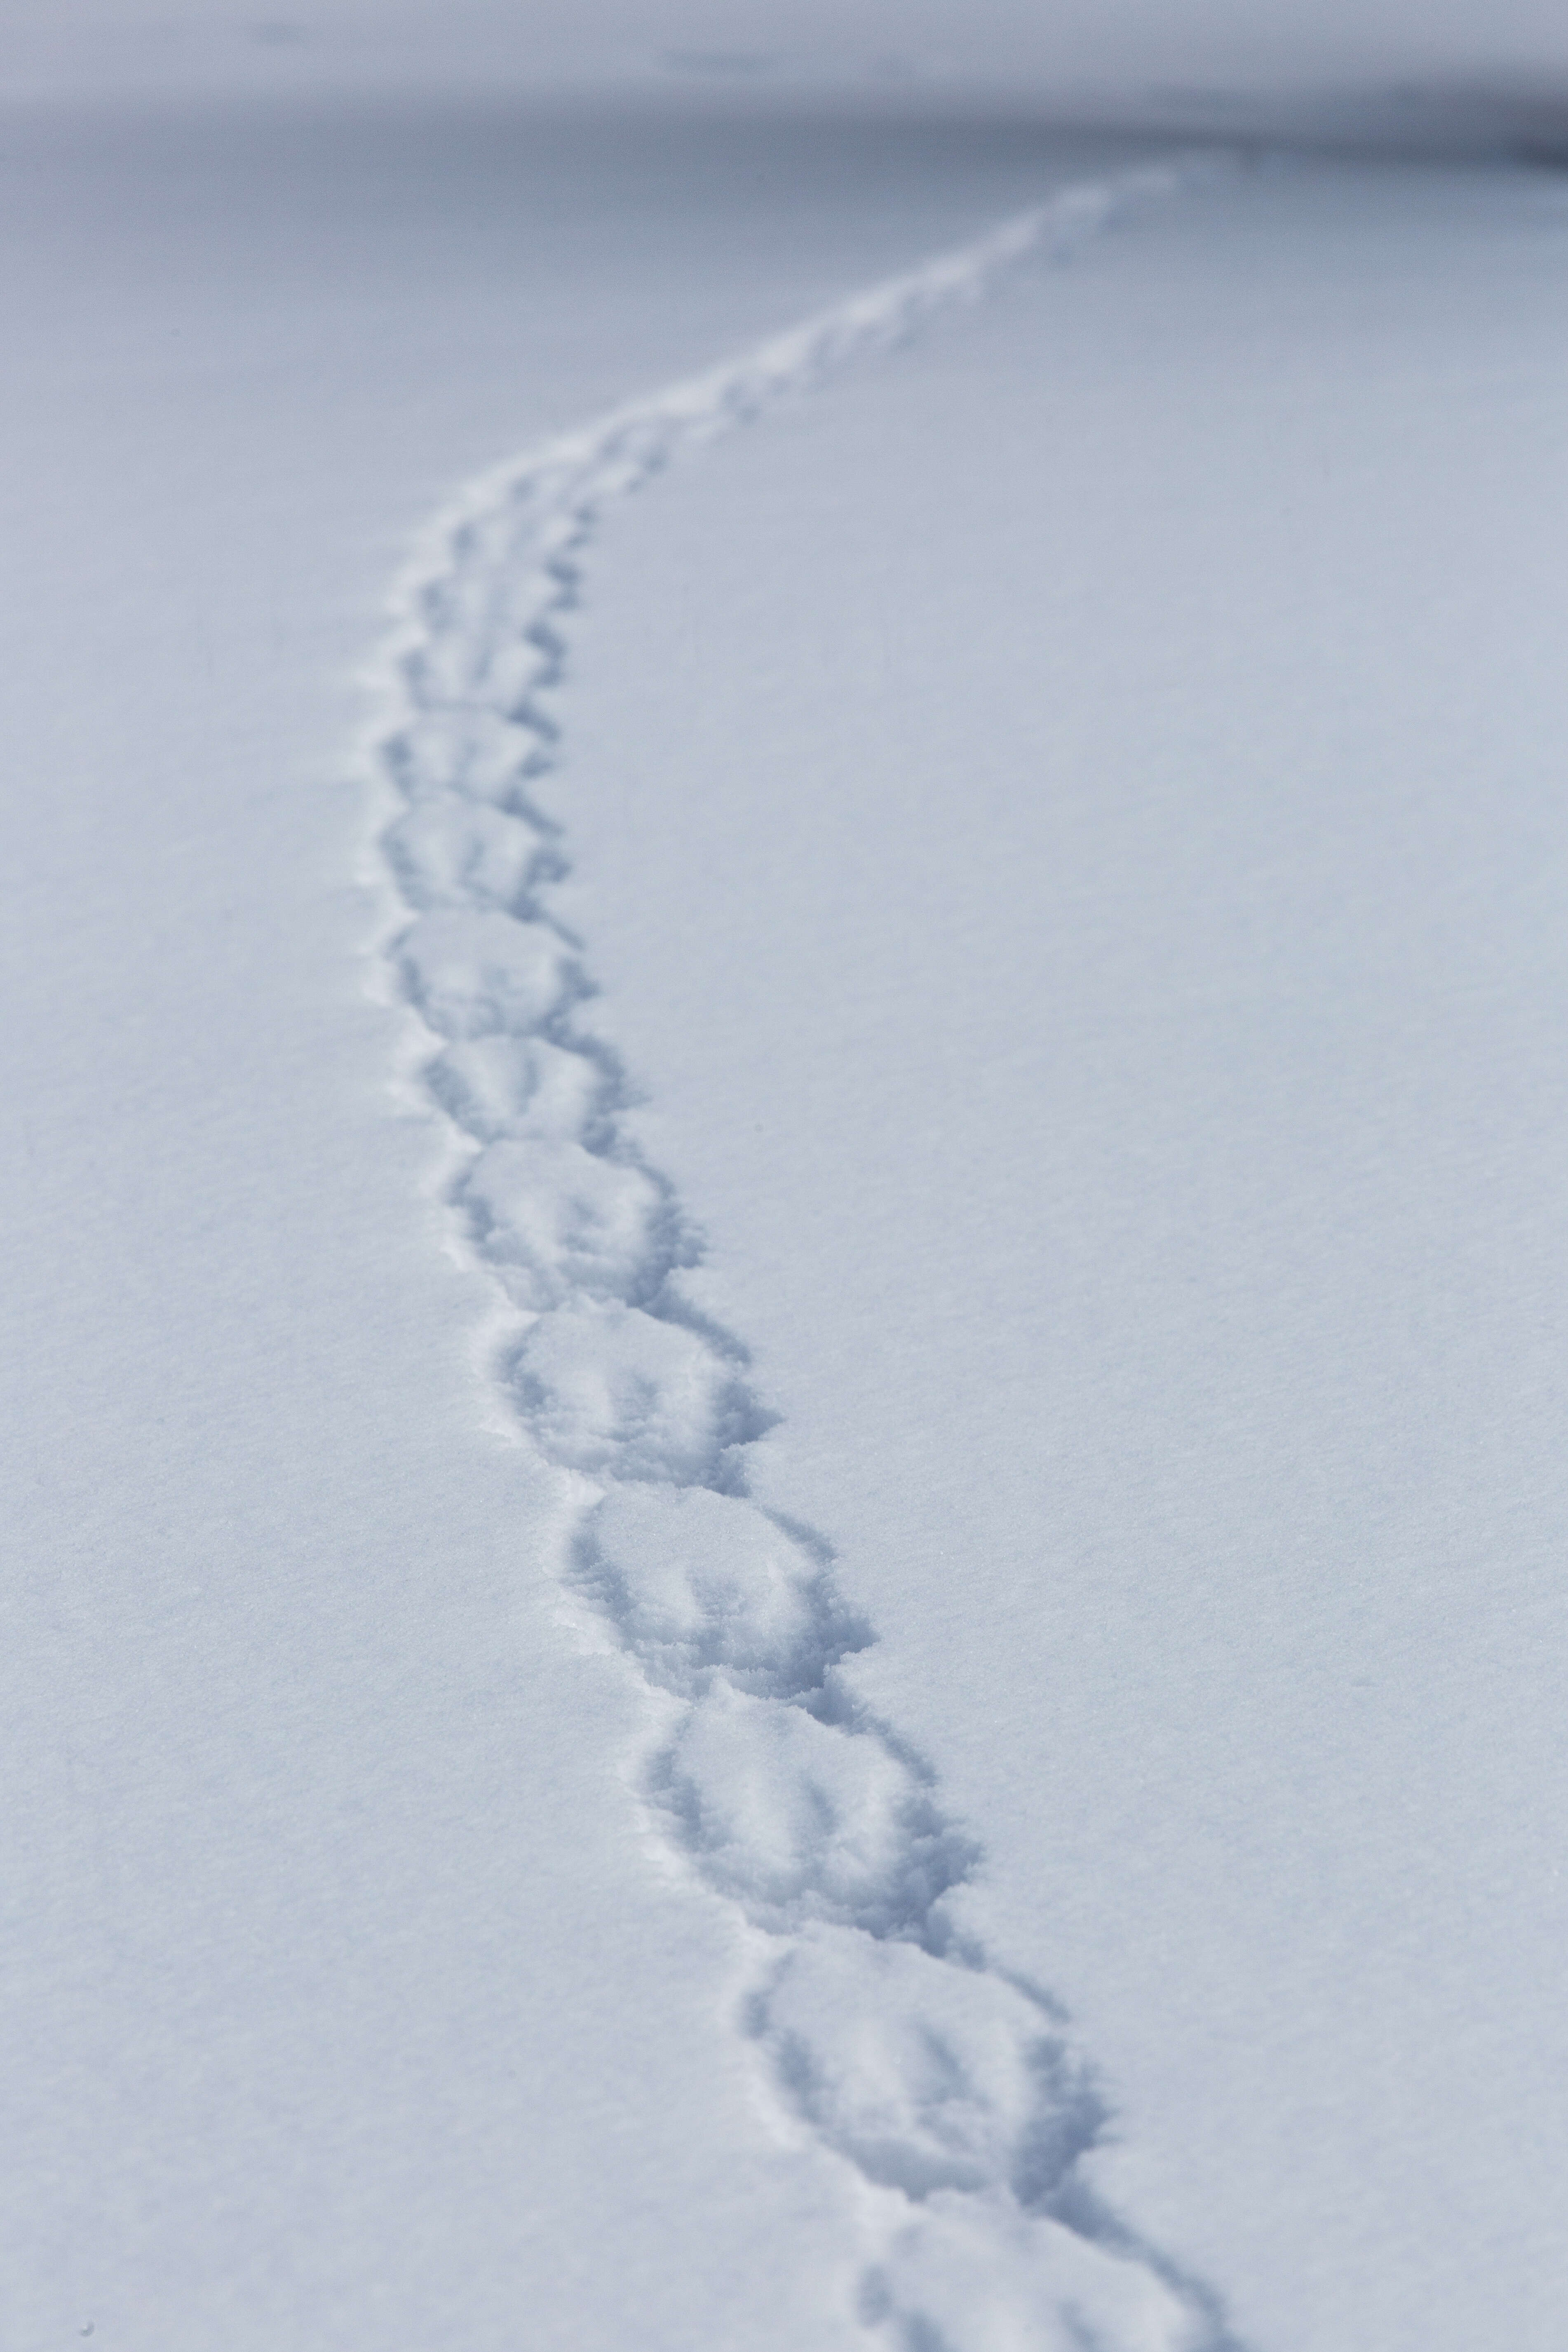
top-left (0, 96), bottom-right (1122, 2352)
top-left (362, 155), bottom-right (1242, 2347)
top-left (564, 153), bottom-right (1568, 2351)
top-left (3, 0), bottom-right (1568, 127)
top-left (3, 28), bottom-right (1568, 2352)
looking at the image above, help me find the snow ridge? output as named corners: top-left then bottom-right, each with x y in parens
top-left (365, 161), bottom-right (1246, 2352)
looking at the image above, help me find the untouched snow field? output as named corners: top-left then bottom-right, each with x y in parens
top-left (2, 47), bottom-right (1568, 2352)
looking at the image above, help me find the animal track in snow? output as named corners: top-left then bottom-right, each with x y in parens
top-left (364, 156), bottom-right (1248, 2352)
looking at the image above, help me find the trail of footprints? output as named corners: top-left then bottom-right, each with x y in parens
top-left (367, 163), bottom-right (1244, 2352)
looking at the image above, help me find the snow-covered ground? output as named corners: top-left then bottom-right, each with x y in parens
top-left (565, 154), bottom-right (1568, 2352)
top-left (3, 29), bottom-right (1568, 2352)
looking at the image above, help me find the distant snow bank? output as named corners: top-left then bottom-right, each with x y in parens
top-left (2, 0), bottom-right (1567, 155)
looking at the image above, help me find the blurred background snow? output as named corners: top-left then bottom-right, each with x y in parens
top-left (0, 0), bottom-right (1566, 146)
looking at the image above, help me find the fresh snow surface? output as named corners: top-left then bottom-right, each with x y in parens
top-left (3, 69), bottom-right (1568, 2352)
top-left (561, 155), bottom-right (1568, 2352)
top-left (366, 150), bottom-right (1243, 2352)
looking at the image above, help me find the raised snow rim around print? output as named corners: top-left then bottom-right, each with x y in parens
top-left (360, 153), bottom-right (1250, 2352)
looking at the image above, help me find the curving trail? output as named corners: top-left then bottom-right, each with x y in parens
top-left (361, 156), bottom-right (1247, 2352)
